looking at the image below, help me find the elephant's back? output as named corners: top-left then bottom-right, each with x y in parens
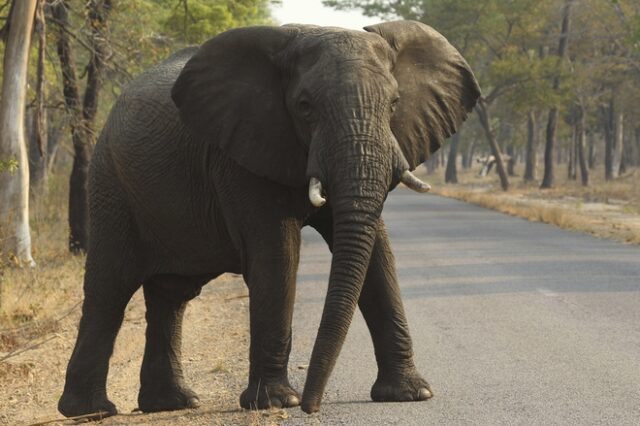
top-left (106, 47), bottom-right (198, 143)
top-left (95, 47), bottom-right (199, 181)
top-left (120, 47), bottom-right (198, 103)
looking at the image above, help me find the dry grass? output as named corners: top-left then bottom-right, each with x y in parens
top-left (1, 173), bottom-right (85, 348)
top-left (418, 164), bottom-right (640, 244)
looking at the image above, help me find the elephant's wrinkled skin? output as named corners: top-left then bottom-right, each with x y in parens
top-left (58, 21), bottom-right (479, 418)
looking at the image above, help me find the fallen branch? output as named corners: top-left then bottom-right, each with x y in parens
top-left (27, 410), bottom-right (143, 426)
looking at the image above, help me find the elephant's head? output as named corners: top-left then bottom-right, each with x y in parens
top-left (171, 20), bottom-right (480, 413)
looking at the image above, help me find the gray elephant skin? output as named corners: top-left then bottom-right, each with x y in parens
top-left (58, 21), bottom-right (480, 418)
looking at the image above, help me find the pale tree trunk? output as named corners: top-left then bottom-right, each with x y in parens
top-left (541, 0), bottom-right (573, 189)
top-left (476, 99), bottom-right (509, 191)
top-left (0, 0), bottom-right (38, 267)
top-left (576, 106), bottom-right (589, 186)
top-left (611, 105), bottom-right (624, 179)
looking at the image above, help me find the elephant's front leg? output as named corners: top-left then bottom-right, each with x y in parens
top-left (240, 222), bottom-right (302, 409)
top-left (309, 213), bottom-right (431, 403)
top-left (360, 220), bottom-right (432, 402)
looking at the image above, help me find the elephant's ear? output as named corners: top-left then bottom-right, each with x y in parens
top-left (364, 21), bottom-right (480, 169)
top-left (172, 26), bottom-right (306, 187)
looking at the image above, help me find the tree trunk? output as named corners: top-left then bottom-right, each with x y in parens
top-left (53, 0), bottom-right (111, 253)
top-left (445, 133), bottom-right (459, 183)
top-left (588, 131), bottom-right (596, 169)
top-left (576, 107), bottom-right (589, 186)
top-left (541, 107), bottom-right (558, 188)
top-left (476, 99), bottom-right (509, 191)
top-left (524, 111), bottom-right (538, 181)
top-left (0, 0), bottom-right (38, 267)
top-left (28, 109), bottom-right (47, 192)
top-left (611, 104), bottom-right (624, 179)
top-left (541, 0), bottom-right (573, 189)
top-left (635, 127), bottom-right (640, 167)
top-left (568, 125), bottom-right (577, 180)
top-left (30, 0), bottom-right (48, 194)
top-left (604, 102), bottom-right (614, 180)
top-left (462, 139), bottom-right (476, 169)
top-left (506, 144), bottom-right (516, 176)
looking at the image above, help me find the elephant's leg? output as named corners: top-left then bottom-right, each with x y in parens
top-left (137, 275), bottom-right (204, 412)
top-left (308, 212), bottom-right (431, 402)
top-left (58, 248), bottom-right (140, 419)
top-left (239, 221), bottom-right (301, 410)
top-left (360, 222), bottom-right (432, 402)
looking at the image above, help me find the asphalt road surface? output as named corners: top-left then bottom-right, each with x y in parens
top-left (285, 189), bottom-right (640, 426)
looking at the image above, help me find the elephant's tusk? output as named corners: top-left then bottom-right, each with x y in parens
top-left (401, 170), bottom-right (431, 193)
top-left (308, 177), bottom-right (327, 207)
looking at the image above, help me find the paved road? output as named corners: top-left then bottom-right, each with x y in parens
top-left (286, 189), bottom-right (640, 425)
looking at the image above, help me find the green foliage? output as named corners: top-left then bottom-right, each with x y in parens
top-left (0, 158), bottom-right (19, 175)
top-left (158, 0), bottom-right (278, 44)
top-left (325, 0), bottom-right (640, 151)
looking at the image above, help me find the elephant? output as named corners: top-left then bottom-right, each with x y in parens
top-left (57, 20), bottom-right (480, 418)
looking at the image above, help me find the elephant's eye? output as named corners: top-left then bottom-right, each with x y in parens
top-left (390, 97), bottom-right (400, 113)
top-left (298, 100), bottom-right (313, 118)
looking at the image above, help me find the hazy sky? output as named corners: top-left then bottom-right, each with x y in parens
top-left (272, 0), bottom-right (381, 30)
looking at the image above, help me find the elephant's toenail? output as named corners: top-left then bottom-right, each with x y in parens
top-left (417, 388), bottom-right (432, 400)
top-left (286, 395), bottom-right (300, 407)
top-left (187, 397), bottom-right (200, 408)
top-left (269, 398), bottom-right (284, 409)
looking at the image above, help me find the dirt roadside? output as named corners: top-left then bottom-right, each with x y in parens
top-left (0, 275), bottom-right (289, 426)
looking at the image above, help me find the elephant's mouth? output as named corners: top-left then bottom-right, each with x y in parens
top-left (307, 152), bottom-right (430, 207)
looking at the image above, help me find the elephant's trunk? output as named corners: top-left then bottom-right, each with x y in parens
top-left (301, 142), bottom-right (389, 413)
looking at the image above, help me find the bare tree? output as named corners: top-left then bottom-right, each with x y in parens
top-left (0, 0), bottom-right (38, 267)
top-left (611, 97), bottom-right (624, 179)
top-left (476, 99), bottom-right (509, 191)
top-left (541, 0), bottom-right (573, 189)
top-left (52, 0), bottom-right (112, 253)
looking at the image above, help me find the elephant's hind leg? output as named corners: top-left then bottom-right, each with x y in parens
top-left (137, 275), bottom-right (204, 413)
top-left (58, 232), bottom-right (141, 419)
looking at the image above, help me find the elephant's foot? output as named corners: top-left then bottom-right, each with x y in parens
top-left (371, 369), bottom-right (432, 402)
top-left (240, 379), bottom-right (300, 409)
top-left (58, 389), bottom-right (117, 420)
top-left (138, 385), bottom-right (200, 413)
